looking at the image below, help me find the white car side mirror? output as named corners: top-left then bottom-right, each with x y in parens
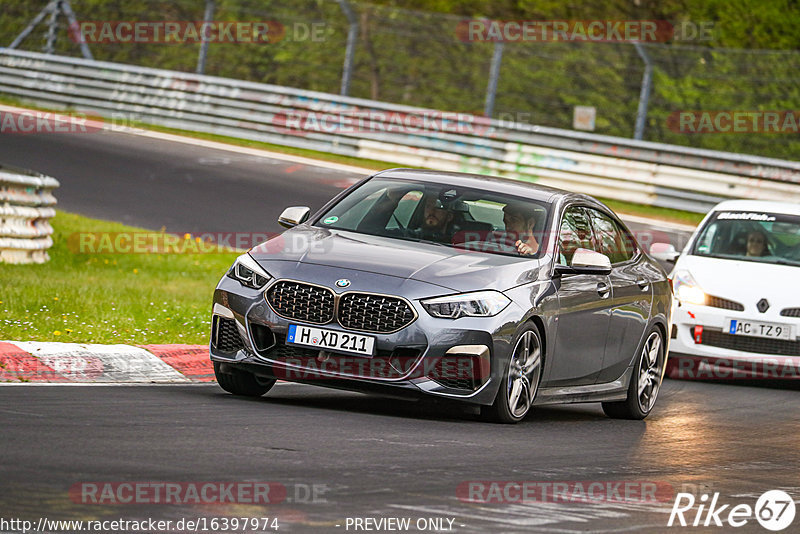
top-left (650, 242), bottom-right (679, 263)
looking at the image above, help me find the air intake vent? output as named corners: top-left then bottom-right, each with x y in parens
top-left (213, 317), bottom-right (244, 354)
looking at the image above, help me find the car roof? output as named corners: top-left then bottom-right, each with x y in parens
top-left (711, 199), bottom-right (800, 217)
top-left (372, 168), bottom-right (578, 204)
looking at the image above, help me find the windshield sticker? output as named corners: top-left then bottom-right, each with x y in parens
top-left (716, 212), bottom-right (776, 222)
top-left (322, 216), bottom-right (339, 224)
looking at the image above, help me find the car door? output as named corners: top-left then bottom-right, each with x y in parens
top-left (585, 208), bottom-right (653, 383)
top-left (549, 206), bottom-right (613, 386)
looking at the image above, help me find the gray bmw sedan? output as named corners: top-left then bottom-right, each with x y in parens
top-left (210, 169), bottom-right (672, 423)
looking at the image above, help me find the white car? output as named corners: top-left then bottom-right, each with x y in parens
top-left (651, 200), bottom-right (800, 380)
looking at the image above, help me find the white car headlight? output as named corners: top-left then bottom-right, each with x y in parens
top-left (421, 290), bottom-right (511, 319)
top-left (227, 253), bottom-right (272, 290)
top-left (673, 270), bottom-right (706, 305)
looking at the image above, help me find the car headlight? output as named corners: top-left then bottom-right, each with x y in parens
top-left (227, 253), bottom-right (272, 290)
top-left (421, 290), bottom-right (511, 319)
top-left (673, 270), bottom-right (706, 305)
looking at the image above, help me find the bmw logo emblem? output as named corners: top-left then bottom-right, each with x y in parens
top-left (335, 279), bottom-right (351, 288)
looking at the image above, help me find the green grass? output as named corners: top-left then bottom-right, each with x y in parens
top-left (0, 211), bottom-right (238, 344)
top-left (600, 198), bottom-right (705, 227)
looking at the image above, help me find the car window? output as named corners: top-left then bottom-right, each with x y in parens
top-left (691, 210), bottom-right (800, 265)
top-left (558, 206), bottom-right (595, 264)
top-left (316, 177), bottom-right (552, 258)
top-left (586, 208), bottom-right (637, 264)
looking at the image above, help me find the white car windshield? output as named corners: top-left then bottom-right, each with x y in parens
top-left (691, 210), bottom-right (800, 266)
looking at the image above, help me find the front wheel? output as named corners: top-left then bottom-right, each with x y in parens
top-left (214, 362), bottom-right (275, 397)
top-left (602, 327), bottom-right (665, 420)
top-left (484, 324), bottom-right (543, 424)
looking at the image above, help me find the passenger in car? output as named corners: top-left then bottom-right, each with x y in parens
top-left (746, 229), bottom-right (770, 257)
top-left (502, 202), bottom-right (540, 256)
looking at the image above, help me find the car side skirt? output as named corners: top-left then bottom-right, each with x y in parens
top-left (533, 366), bottom-right (633, 405)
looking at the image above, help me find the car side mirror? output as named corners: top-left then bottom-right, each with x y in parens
top-left (650, 242), bottom-right (679, 264)
top-left (278, 206), bottom-right (310, 229)
top-left (554, 248), bottom-right (612, 276)
top-left (571, 248), bottom-right (612, 275)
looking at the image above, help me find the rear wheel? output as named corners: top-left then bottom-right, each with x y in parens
top-left (484, 324), bottom-right (543, 424)
top-left (602, 327), bottom-right (665, 420)
top-left (214, 362), bottom-right (275, 397)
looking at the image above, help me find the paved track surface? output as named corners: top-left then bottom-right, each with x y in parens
top-left (1, 129), bottom-right (797, 533)
top-left (0, 381), bottom-right (798, 533)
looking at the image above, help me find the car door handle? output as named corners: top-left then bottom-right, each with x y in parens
top-left (597, 282), bottom-right (610, 298)
top-left (636, 278), bottom-right (650, 291)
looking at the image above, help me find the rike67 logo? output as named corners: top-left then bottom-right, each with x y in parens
top-left (668, 490), bottom-right (796, 531)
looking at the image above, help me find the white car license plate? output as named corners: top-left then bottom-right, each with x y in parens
top-left (286, 324), bottom-right (375, 356)
top-left (727, 319), bottom-right (794, 340)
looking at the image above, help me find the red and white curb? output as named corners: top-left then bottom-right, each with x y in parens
top-left (0, 341), bottom-right (214, 383)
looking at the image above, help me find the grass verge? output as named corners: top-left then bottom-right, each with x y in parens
top-left (0, 211), bottom-right (238, 344)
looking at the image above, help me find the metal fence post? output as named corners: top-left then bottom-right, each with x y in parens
top-left (10, 0), bottom-right (92, 59)
top-left (196, 0), bottom-right (215, 74)
top-left (61, 0), bottom-right (93, 59)
top-left (338, 0), bottom-right (358, 96)
top-left (633, 42), bottom-right (653, 141)
top-left (484, 40), bottom-right (504, 118)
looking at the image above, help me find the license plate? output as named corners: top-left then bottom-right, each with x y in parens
top-left (727, 319), bottom-right (794, 340)
top-left (286, 324), bottom-right (375, 356)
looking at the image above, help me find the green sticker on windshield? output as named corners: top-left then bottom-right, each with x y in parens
top-left (323, 216), bottom-right (338, 224)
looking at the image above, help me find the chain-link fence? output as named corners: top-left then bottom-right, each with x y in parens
top-left (2, 0), bottom-right (799, 161)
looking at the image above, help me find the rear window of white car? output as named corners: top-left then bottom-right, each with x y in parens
top-left (691, 211), bottom-right (800, 265)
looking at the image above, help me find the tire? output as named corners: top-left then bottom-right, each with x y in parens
top-left (602, 327), bottom-right (665, 420)
top-left (484, 323), bottom-right (543, 424)
top-left (214, 362), bottom-right (275, 397)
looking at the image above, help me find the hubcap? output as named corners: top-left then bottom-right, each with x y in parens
top-left (637, 332), bottom-right (663, 413)
top-left (506, 330), bottom-right (541, 418)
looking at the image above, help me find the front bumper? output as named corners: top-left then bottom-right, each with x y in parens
top-left (667, 300), bottom-right (800, 379)
top-left (210, 276), bottom-right (521, 405)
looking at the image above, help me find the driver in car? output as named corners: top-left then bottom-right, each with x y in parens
top-left (415, 195), bottom-right (455, 243)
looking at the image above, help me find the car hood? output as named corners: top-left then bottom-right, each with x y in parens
top-left (675, 254), bottom-right (800, 315)
top-left (249, 225), bottom-right (544, 293)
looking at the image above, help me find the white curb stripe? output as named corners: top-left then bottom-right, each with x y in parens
top-left (9, 342), bottom-right (190, 383)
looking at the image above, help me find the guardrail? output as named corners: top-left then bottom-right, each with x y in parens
top-left (2, 47), bottom-right (800, 214)
top-left (0, 163), bottom-right (59, 264)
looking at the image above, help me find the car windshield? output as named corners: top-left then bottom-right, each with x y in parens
top-left (691, 210), bottom-right (800, 266)
top-left (314, 177), bottom-right (552, 258)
